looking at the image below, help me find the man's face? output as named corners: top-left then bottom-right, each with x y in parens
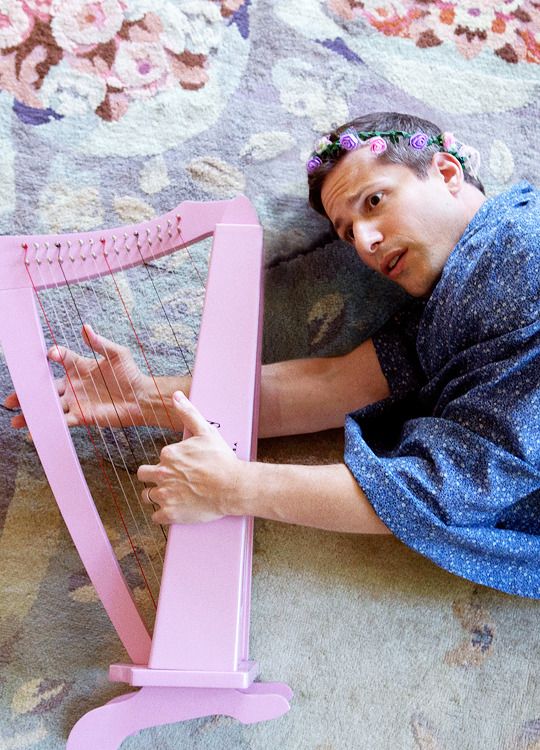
top-left (320, 147), bottom-right (474, 297)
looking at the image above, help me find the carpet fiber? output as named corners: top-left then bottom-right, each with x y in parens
top-left (0, 1), bottom-right (539, 748)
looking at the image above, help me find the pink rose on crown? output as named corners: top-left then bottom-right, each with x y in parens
top-left (442, 132), bottom-right (457, 150)
top-left (368, 136), bottom-right (387, 154)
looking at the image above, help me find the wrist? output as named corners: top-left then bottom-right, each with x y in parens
top-left (142, 375), bottom-right (190, 430)
top-left (229, 459), bottom-right (260, 517)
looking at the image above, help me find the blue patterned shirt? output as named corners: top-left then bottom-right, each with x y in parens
top-left (344, 182), bottom-right (540, 598)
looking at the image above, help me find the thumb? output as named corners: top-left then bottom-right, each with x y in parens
top-left (172, 391), bottom-right (212, 438)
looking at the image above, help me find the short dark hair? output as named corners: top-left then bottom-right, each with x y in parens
top-left (308, 111), bottom-right (485, 217)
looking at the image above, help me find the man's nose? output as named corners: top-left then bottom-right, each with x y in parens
top-left (353, 222), bottom-right (382, 257)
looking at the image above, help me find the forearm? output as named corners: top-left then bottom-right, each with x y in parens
top-left (236, 460), bottom-right (391, 534)
top-left (145, 339), bottom-right (389, 436)
top-left (258, 339), bottom-right (390, 438)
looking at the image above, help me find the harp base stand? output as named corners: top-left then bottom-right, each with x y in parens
top-left (66, 683), bottom-right (292, 749)
top-left (109, 659), bottom-right (260, 689)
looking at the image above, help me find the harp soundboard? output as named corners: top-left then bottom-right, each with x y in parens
top-left (0, 196), bottom-right (291, 748)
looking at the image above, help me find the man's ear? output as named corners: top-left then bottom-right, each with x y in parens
top-left (430, 151), bottom-right (463, 194)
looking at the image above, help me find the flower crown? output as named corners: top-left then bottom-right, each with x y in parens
top-left (306, 129), bottom-right (481, 179)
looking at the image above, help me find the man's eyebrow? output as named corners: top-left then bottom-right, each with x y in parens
top-left (332, 182), bottom-right (381, 235)
top-left (347, 185), bottom-right (374, 207)
top-left (333, 186), bottom-right (373, 235)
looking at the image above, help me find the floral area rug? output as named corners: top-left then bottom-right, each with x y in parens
top-left (0, 2), bottom-right (539, 749)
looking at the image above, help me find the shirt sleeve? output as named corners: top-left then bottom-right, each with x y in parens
top-left (371, 299), bottom-right (426, 397)
top-left (344, 316), bottom-right (540, 599)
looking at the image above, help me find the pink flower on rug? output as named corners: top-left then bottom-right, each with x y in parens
top-left (329, 0), bottom-right (540, 64)
top-left (22, 0), bottom-right (53, 22)
top-left (51, 0), bottom-right (124, 54)
top-left (0, 1), bottom-right (34, 49)
top-left (108, 40), bottom-right (173, 99)
top-left (0, 0), bottom-right (250, 121)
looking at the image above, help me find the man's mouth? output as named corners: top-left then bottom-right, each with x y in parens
top-left (383, 249), bottom-right (407, 278)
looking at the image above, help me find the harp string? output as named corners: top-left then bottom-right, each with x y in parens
top-left (36, 248), bottom-right (165, 598)
top-left (24, 248), bottom-right (159, 610)
top-left (82, 239), bottom-right (173, 509)
top-left (101, 249), bottom-right (179, 436)
top-left (135, 253), bottom-right (192, 378)
top-left (22, 219), bottom-right (211, 614)
top-left (54, 254), bottom-right (167, 577)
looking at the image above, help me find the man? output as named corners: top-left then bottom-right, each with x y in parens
top-left (6, 112), bottom-right (540, 597)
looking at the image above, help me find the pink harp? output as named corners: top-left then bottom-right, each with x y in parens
top-left (0, 196), bottom-right (291, 748)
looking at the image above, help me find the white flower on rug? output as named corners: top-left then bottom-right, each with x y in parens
top-left (50, 0), bottom-right (124, 54)
top-left (241, 131), bottom-right (295, 162)
top-left (489, 139), bottom-right (515, 183)
top-left (158, 0), bottom-right (222, 56)
top-left (39, 182), bottom-right (103, 232)
top-left (40, 59), bottom-right (106, 115)
top-left (0, 1), bottom-right (34, 49)
top-left (139, 154), bottom-right (170, 194)
top-left (11, 678), bottom-right (69, 716)
top-left (113, 195), bottom-right (155, 223)
top-left (109, 41), bottom-right (173, 99)
top-left (272, 58), bottom-right (349, 131)
top-left (186, 156), bottom-right (246, 197)
top-left (123, 0), bottom-right (149, 22)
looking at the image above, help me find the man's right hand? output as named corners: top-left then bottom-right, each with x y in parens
top-left (4, 324), bottom-right (163, 430)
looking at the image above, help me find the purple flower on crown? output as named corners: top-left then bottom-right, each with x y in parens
top-left (368, 136), bottom-right (387, 155)
top-left (409, 132), bottom-right (429, 150)
top-left (306, 155), bottom-right (323, 174)
top-left (339, 131), bottom-right (360, 151)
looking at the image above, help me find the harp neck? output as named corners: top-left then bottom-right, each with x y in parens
top-left (0, 195), bottom-right (260, 291)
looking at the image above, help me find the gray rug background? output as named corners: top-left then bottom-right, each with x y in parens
top-left (1, 1), bottom-right (539, 748)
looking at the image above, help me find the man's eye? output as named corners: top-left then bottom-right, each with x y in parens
top-left (368, 192), bottom-right (383, 208)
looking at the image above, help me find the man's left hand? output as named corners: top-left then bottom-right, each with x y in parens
top-left (137, 391), bottom-right (244, 525)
